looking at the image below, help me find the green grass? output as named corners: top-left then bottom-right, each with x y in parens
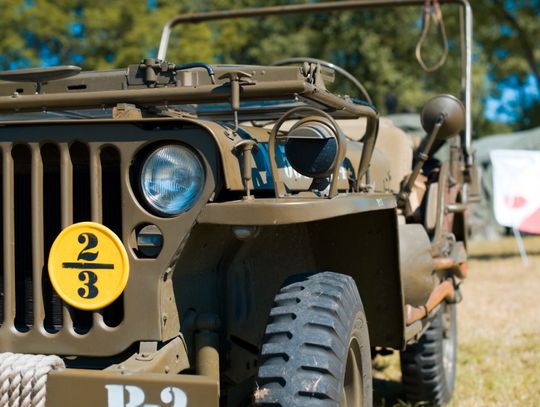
top-left (374, 236), bottom-right (540, 406)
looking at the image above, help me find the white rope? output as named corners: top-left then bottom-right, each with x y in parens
top-left (0, 352), bottom-right (65, 407)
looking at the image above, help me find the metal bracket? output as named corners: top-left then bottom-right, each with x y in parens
top-left (127, 58), bottom-right (177, 88)
top-left (106, 336), bottom-right (189, 375)
top-left (233, 139), bottom-right (259, 200)
top-left (218, 71), bottom-right (255, 129)
top-left (300, 62), bottom-right (327, 89)
top-left (112, 103), bottom-right (143, 119)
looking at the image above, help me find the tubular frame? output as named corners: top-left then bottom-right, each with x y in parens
top-left (157, 0), bottom-right (473, 165)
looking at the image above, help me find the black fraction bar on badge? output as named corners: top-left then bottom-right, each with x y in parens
top-left (62, 262), bottom-right (114, 270)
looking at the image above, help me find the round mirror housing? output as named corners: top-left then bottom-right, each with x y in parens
top-left (421, 94), bottom-right (465, 140)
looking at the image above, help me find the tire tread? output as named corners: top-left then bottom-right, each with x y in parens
top-left (400, 304), bottom-right (457, 406)
top-left (254, 272), bottom-right (370, 406)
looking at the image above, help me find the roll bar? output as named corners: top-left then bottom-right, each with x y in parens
top-left (157, 0), bottom-right (473, 164)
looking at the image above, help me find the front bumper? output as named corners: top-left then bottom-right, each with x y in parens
top-left (46, 369), bottom-right (218, 406)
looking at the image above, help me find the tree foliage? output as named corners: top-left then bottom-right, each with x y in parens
top-left (475, 0), bottom-right (540, 131)
top-left (476, 0), bottom-right (540, 86)
top-left (0, 0), bottom-right (537, 135)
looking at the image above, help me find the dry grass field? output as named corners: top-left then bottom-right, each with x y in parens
top-left (373, 236), bottom-right (540, 406)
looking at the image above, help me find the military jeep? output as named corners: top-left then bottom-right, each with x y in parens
top-left (0, 1), bottom-right (477, 406)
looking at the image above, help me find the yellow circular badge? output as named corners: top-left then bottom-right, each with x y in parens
top-left (48, 222), bottom-right (130, 311)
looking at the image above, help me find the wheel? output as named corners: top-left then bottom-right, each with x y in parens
top-left (400, 302), bottom-right (457, 406)
top-left (254, 272), bottom-right (372, 407)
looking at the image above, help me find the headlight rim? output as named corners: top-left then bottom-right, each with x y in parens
top-left (137, 143), bottom-right (206, 218)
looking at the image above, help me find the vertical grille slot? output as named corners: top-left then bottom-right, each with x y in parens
top-left (0, 151), bottom-right (3, 326)
top-left (100, 146), bottom-right (124, 327)
top-left (59, 143), bottom-right (73, 331)
top-left (30, 144), bottom-right (45, 329)
top-left (101, 147), bottom-right (123, 243)
top-left (13, 145), bottom-right (33, 332)
top-left (42, 144), bottom-right (63, 333)
top-left (3, 145), bottom-right (15, 326)
top-left (71, 142), bottom-right (92, 224)
top-left (68, 142), bottom-right (92, 334)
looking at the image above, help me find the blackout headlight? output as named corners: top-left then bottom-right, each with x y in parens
top-left (285, 119), bottom-right (339, 178)
top-left (140, 145), bottom-right (205, 216)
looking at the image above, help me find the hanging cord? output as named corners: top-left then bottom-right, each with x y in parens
top-left (415, 0), bottom-right (449, 73)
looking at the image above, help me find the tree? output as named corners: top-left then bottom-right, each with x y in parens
top-left (474, 0), bottom-right (540, 130)
top-left (0, 0), bottom-right (218, 70)
top-left (476, 0), bottom-right (540, 88)
top-left (0, 0), bottom-right (537, 135)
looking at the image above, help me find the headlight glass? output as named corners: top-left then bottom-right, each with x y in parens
top-left (140, 145), bottom-right (205, 216)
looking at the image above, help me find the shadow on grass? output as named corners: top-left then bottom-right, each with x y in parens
top-left (373, 377), bottom-right (408, 407)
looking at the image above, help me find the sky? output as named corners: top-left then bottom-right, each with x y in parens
top-left (485, 74), bottom-right (540, 123)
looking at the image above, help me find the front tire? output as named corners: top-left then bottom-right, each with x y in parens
top-left (400, 302), bottom-right (457, 406)
top-left (254, 272), bottom-right (372, 407)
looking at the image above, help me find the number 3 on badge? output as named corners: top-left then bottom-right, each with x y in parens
top-left (78, 270), bottom-right (99, 299)
top-left (48, 222), bottom-right (130, 311)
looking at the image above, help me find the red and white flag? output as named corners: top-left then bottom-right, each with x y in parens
top-left (491, 149), bottom-right (540, 234)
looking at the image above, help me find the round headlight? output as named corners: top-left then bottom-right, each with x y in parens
top-left (140, 145), bottom-right (205, 216)
top-left (285, 119), bottom-right (339, 178)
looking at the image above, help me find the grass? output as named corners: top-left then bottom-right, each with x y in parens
top-left (373, 236), bottom-right (540, 406)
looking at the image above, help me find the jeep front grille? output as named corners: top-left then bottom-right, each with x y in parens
top-left (0, 142), bottom-right (123, 334)
top-left (0, 121), bottom-right (216, 357)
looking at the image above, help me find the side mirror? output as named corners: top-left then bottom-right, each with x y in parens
top-left (399, 94), bottom-right (466, 212)
top-left (421, 94), bottom-right (465, 140)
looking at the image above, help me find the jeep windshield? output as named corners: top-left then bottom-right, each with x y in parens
top-left (0, 97), bottom-right (370, 123)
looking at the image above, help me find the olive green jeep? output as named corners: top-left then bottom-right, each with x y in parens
top-left (0, 1), bottom-right (478, 406)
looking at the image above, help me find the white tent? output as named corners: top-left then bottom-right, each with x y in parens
top-left (472, 127), bottom-right (540, 239)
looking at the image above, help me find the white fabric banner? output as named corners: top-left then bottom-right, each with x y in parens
top-left (491, 149), bottom-right (540, 234)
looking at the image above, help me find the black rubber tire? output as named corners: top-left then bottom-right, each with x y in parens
top-left (254, 272), bottom-right (372, 407)
top-left (400, 303), bottom-right (457, 406)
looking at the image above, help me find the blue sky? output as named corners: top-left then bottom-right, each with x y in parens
top-left (485, 74), bottom-right (540, 124)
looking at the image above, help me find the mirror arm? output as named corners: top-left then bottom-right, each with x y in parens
top-left (398, 114), bottom-right (444, 212)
